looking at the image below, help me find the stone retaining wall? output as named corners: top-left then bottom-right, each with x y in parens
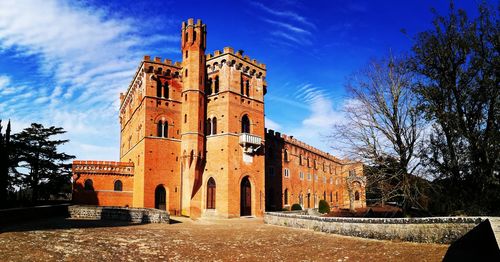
top-left (68, 205), bottom-right (169, 223)
top-left (264, 212), bottom-right (489, 244)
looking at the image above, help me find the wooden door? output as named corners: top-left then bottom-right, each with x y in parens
top-left (240, 177), bottom-right (251, 216)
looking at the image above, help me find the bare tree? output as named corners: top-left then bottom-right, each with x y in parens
top-left (332, 55), bottom-right (427, 213)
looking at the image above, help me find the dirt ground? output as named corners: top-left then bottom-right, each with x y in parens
top-left (0, 216), bottom-right (449, 261)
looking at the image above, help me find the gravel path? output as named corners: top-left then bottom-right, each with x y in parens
top-left (0, 216), bottom-right (448, 261)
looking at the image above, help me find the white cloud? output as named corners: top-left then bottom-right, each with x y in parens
top-left (265, 117), bottom-right (282, 131)
top-left (0, 0), bottom-right (178, 161)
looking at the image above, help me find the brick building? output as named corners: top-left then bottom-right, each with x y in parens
top-left (72, 18), bottom-right (366, 219)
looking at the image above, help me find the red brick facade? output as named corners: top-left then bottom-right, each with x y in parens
top-left (72, 18), bottom-right (365, 218)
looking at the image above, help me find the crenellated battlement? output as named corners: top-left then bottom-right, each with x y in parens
top-left (72, 160), bottom-right (134, 176)
top-left (206, 46), bottom-right (266, 70)
top-left (265, 129), bottom-right (344, 164)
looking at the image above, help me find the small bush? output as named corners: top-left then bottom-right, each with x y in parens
top-left (291, 203), bottom-right (302, 211)
top-left (318, 200), bottom-right (330, 214)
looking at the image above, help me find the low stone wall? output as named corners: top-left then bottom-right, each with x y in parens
top-left (68, 205), bottom-right (169, 224)
top-left (264, 212), bottom-right (489, 244)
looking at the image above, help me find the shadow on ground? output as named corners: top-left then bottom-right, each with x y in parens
top-left (0, 215), bottom-right (178, 234)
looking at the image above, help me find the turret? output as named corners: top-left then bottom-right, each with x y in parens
top-left (180, 18), bottom-right (207, 218)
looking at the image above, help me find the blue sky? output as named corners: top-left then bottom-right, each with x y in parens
top-left (0, 0), bottom-right (490, 160)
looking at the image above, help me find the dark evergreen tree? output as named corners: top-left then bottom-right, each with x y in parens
top-left (0, 120), bottom-right (12, 205)
top-left (12, 123), bottom-right (75, 202)
top-left (411, 2), bottom-right (499, 214)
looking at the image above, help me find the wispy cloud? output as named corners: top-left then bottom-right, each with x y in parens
top-left (250, 2), bottom-right (316, 29)
top-left (0, 0), bottom-right (179, 160)
top-left (250, 1), bottom-right (316, 47)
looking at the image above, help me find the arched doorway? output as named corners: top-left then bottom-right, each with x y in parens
top-left (307, 193), bottom-right (311, 208)
top-left (155, 185), bottom-right (166, 210)
top-left (207, 178), bottom-right (216, 209)
top-left (240, 176), bottom-right (251, 216)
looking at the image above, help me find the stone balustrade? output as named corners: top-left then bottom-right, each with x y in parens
top-left (68, 205), bottom-right (169, 223)
top-left (72, 161), bottom-right (134, 176)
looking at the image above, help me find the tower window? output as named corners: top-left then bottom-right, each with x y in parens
top-left (163, 121), bottom-right (168, 138)
top-left (156, 80), bottom-right (162, 98)
top-left (214, 76), bottom-right (219, 93)
top-left (184, 114), bottom-right (187, 123)
top-left (185, 69), bottom-right (188, 77)
top-left (241, 114), bottom-right (250, 133)
top-left (212, 117), bottom-right (217, 134)
top-left (163, 82), bottom-right (169, 99)
top-left (157, 121), bottom-right (163, 137)
top-left (206, 118), bottom-right (212, 135)
top-left (240, 76), bottom-right (244, 95)
top-left (185, 50), bottom-right (188, 58)
top-left (193, 30), bottom-right (197, 41)
top-left (245, 80), bottom-right (250, 96)
top-left (206, 78), bottom-right (213, 95)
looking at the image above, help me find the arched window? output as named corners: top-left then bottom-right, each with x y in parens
top-left (245, 80), bottom-right (250, 96)
top-left (184, 31), bottom-right (188, 42)
top-left (330, 191), bottom-right (333, 202)
top-left (241, 114), bottom-right (250, 133)
top-left (355, 191), bottom-right (360, 201)
top-left (284, 189), bottom-right (288, 205)
top-left (206, 118), bottom-right (212, 135)
top-left (299, 155), bottom-right (303, 165)
top-left (156, 80), bottom-right (162, 97)
top-left (163, 82), bottom-right (169, 99)
top-left (206, 78), bottom-right (213, 95)
top-left (336, 192), bottom-right (339, 202)
top-left (114, 180), bottom-right (123, 191)
top-left (284, 149), bottom-right (289, 162)
top-left (84, 179), bottom-right (93, 191)
top-left (214, 76), bottom-right (219, 93)
top-left (185, 69), bottom-right (188, 77)
top-left (207, 177), bottom-right (216, 209)
top-left (157, 121), bottom-right (163, 137)
top-left (212, 117), bottom-right (217, 134)
top-left (163, 121), bottom-right (168, 138)
top-left (193, 30), bottom-right (197, 41)
top-left (240, 76), bottom-right (244, 95)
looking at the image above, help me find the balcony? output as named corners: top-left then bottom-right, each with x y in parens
top-left (239, 133), bottom-right (262, 154)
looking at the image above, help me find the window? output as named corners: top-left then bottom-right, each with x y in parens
top-left (336, 192), bottom-right (338, 202)
top-left (206, 78), bottom-right (213, 95)
top-left (163, 82), bottom-right (169, 99)
top-left (184, 114), bottom-right (187, 123)
top-left (284, 149), bottom-right (289, 162)
top-left (184, 31), bottom-right (188, 42)
top-left (214, 76), bottom-right (219, 93)
top-left (156, 80), bottom-right (162, 97)
top-left (323, 163), bottom-right (326, 171)
top-left (307, 158), bottom-right (310, 167)
top-left (307, 173), bottom-right (311, 181)
top-left (330, 177), bottom-right (333, 184)
top-left (330, 192), bottom-right (333, 202)
top-left (240, 76), bottom-right (245, 95)
top-left (114, 180), bottom-right (123, 191)
top-left (299, 155), bottom-right (303, 165)
top-left (185, 69), bottom-right (188, 77)
top-left (84, 179), bottom-right (93, 191)
top-left (314, 174), bottom-right (318, 181)
top-left (323, 176), bottom-right (326, 183)
top-left (284, 189), bottom-right (288, 205)
top-left (349, 170), bottom-right (356, 176)
top-left (206, 119), bottom-right (212, 135)
top-left (212, 117), bottom-right (217, 134)
top-left (241, 114), bottom-right (250, 133)
top-left (245, 80), bottom-right (250, 96)
top-left (185, 50), bottom-right (188, 58)
top-left (355, 191), bottom-right (360, 201)
top-left (323, 191), bottom-right (326, 200)
top-left (157, 121), bottom-right (163, 137)
top-left (193, 30), bottom-right (197, 41)
top-left (284, 168), bottom-right (290, 178)
top-left (163, 121), bottom-right (168, 138)
top-left (299, 193), bottom-right (303, 205)
top-left (299, 172), bottom-right (304, 180)
top-left (314, 159), bottom-right (317, 169)
top-left (207, 178), bottom-right (216, 209)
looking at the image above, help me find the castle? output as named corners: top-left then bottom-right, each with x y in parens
top-left (72, 19), bottom-right (366, 219)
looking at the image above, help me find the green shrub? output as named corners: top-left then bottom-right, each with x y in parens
top-left (291, 203), bottom-right (302, 211)
top-left (318, 200), bottom-right (330, 214)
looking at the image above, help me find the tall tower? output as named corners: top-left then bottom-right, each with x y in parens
top-left (180, 18), bottom-right (207, 217)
